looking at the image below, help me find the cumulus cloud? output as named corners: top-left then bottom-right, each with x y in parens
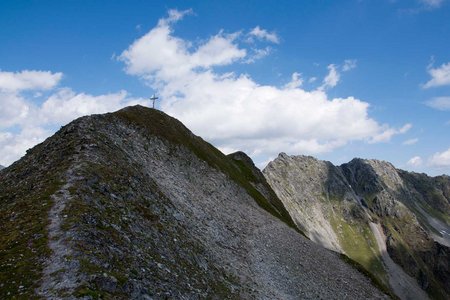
top-left (429, 147), bottom-right (450, 168)
top-left (0, 70), bottom-right (62, 92)
top-left (0, 93), bottom-right (30, 128)
top-left (403, 138), bottom-right (419, 145)
top-left (407, 156), bottom-right (423, 167)
top-left (0, 127), bottom-right (50, 167)
top-left (0, 70), bottom-right (149, 166)
top-left (119, 10), bottom-right (408, 161)
top-left (426, 96), bottom-right (450, 111)
top-left (423, 62), bottom-right (450, 88)
top-left (38, 88), bottom-right (148, 125)
top-left (120, 16), bottom-right (246, 79)
top-left (248, 26), bottom-right (279, 44)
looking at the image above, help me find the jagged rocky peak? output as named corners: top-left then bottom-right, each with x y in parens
top-left (340, 159), bottom-right (411, 219)
top-left (264, 153), bottom-right (364, 253)
top-left (0, 105), bottom-right (389, 299)
top-left (264, 153), bottom-right (449, 300)
top-left (342, 158), bottom-right (405, 196)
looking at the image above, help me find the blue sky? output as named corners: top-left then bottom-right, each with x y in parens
top-left (1, 0), bottom-right (450, 175)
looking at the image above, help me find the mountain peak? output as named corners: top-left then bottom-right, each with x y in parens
top-left (0, 106), bottom-right (389, 298)
top-left (264, 153), bottom-right (450, 299)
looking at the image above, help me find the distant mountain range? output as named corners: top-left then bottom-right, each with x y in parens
top-left (264, 154), bottom-right (449, 299)
top-left (0, 106), bottom-right (389, 299)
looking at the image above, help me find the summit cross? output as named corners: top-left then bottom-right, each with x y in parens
top-left (150, 94), bottom-right (159, 109)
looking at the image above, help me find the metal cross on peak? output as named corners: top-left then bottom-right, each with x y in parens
top-left (150, 94), bottom-right (159, 109)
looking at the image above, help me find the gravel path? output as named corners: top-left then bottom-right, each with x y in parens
top-left (37, 161), bottom-right (83, 298)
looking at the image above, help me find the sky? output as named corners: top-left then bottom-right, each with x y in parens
top-left (1, 0), bottom-right (450, 175)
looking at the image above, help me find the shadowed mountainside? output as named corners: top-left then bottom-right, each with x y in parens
top-left (264, 154), bottom-right (449, 300)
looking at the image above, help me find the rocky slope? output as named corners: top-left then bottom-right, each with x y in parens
top-left (0, 165), bottom-right (4, 170)
top-left (264, 154), bottom-right (449, 300)
top-left (0, 106), bottom-right (390, 299)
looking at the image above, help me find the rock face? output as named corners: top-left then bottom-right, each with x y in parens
top-left (264, 154), bottom-right (450, 300)
top-left (0, 165), bottom-right (4, 170)
top-left (0, 106), bottom-right (389, 299)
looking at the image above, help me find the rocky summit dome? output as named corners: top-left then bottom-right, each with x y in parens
top-left (0, 105), bottom-right (389, 299)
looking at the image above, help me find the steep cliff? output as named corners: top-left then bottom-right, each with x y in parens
top-left (264, 154), bottom-right (449, 300)
top-left (0, 106), bottom-right (388, 299)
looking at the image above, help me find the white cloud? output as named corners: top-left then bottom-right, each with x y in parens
top-left (429, 147), bottom-right (450, 168)
top-left (161, 8), bottom-right (193, 25)
top-left (120, 17), bottom-right (246, 80)
top-left (423, 62), bottom-right (450, 88)
top-left (407, 156), bottom-right (423, 167)
top-left (0, 127), bottom-right (51, 167)
top-left (343, 59), bottom-right (357, 72)
top-left (119, 10), bottom-right (408, 161)
top-left (38, 88), bottom-right (148, 125)
top-left (426, 96), bottom-right (450, 111)
top-left (0, 70), bottom-right (149, 166)
top-left (249, 26), bottom-right (279, 44)
top-left (320, 64), bottom-right (340, 90)
top-left (318, 60), bottom-right (356, 90)
top-left (0, 92), bottom-right (30, 128)
top-left (369, 123), bottom-right (412, 143)
top-left (244, 47), bottom-right (272, 64)
top-left (0, 70), bottom-right (63, 129)
top-left (284, 72), bottom-right (303, 89)
top-left (0, 70), bottom-right (62, 92)
top-left (419, 0), bottom-right (444, 8)
top-left (403, 138), bottom-right (419, 145)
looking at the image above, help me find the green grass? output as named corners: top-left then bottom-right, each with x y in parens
top-left (339, 254), bottom-right (399, 300)
top-left (0, 134), bottom-right (77, 298)
top-left (330, 214), bottom-right (388, 287)
top-left (419, 200), bottom-right (450, 225)
top-left (382, 217), bottom-right (449, 300)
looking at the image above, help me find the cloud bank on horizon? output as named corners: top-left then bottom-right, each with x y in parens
top-left (1, 7), bottom-right (450, 174)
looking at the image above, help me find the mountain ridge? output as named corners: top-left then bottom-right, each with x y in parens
top-left (264, 153), bottom-right (449, 300)
top-left (0, 106), bottom-right (389, 299)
